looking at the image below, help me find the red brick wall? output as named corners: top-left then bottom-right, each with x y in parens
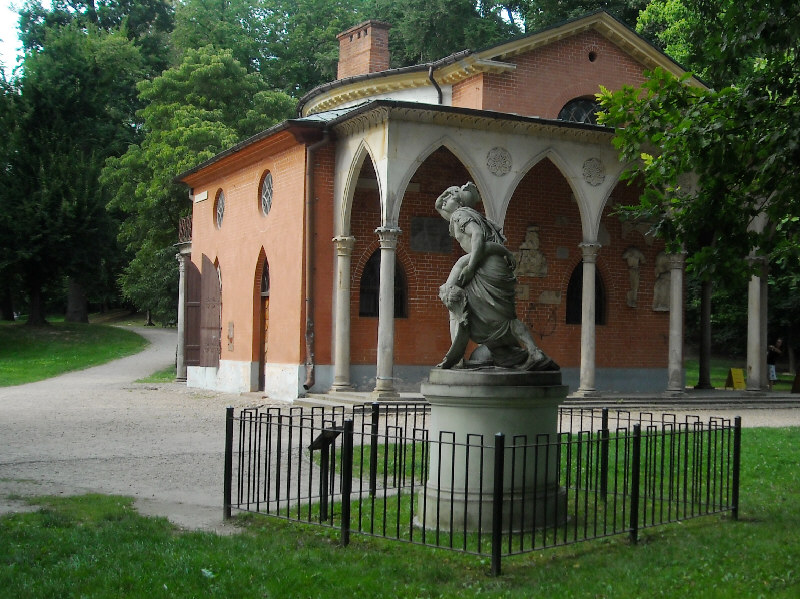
top-left (311, 145), bottom-right (336, 364)
top-left (453, 30), bottom-right (648, 117)
top-left (503, 160), bottom-right (668, 368)
top-left (349, 148), bottom-right (473, 366)
top-left (346, 152), bottom-right (667, 370)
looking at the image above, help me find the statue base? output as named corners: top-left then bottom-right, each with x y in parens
top-left (419, 368), bottom-right (568, 532)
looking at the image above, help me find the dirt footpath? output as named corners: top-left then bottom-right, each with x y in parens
top-left (2, 326), bottom-right (800, 533)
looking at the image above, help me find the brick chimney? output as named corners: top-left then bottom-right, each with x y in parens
top-left (336, 21), bottom-right (391, 80)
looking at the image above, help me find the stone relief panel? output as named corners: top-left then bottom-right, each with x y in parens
top-left (622, 246), bottom-right (646, 308)
top-left (514, 225), bottom-right (547, 277)
top-left (652, 251), bottom-right (671, 311)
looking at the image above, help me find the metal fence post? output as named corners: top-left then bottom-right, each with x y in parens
top-left (491, 433), bottom-right (505, 577)
top-left (732, 416), bottom-right (742, 520)
top-left (341, 418), bottom-right (354, 546)
top-left (629, 424), bottom-right (641, 544)
top-left (370, 402), bottom-right (379, 497)
top-left (600, 407), bottom-right (610, 500)
top-left (223, 406), bottom-right (234, 520)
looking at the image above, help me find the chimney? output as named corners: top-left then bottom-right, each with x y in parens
top-left (336, 21), bottom-right (391, 80)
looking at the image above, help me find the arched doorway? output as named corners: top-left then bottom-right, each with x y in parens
top-left (258, 260), bottom-right (270, 391)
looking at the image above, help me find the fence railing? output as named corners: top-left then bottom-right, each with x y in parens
top-left (223, 403), bottom-right (740, 575)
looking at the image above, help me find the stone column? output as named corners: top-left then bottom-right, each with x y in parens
top-left (175, 245), bottom-right (191, 382)
top-left (331, 236), bottom-right (356, 392)
top-left (373, 227), bottom-right (401, 399)
top-left (576, 242), bottom-right (601, 396)
top-left (746, 256), bottom-right (767, 391)
top-left (666, 252), bottom-right (686, 393)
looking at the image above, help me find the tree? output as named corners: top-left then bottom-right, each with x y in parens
top-left (368, 0), bottom-right (516, 67)
top-left (500, 0), bottom-right (648, 32)
top-left (172, 0), bottom-right (369, 95)
top-left (102, 46), bottom-right (295, 322)
top-left (2, 24), bottom-right (144, 325)
top-left (599, 1), bottom-right (800, 386)
top-left (18, 0), bottom-right (174, 75)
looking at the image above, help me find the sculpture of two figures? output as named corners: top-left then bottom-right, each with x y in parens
top-left (435, 182), bottom-right (558, 372)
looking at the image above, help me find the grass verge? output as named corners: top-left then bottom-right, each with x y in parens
top-left (1, 427), bottom-right (798, 598)
top-left (0, 322), bottom-right (148, 386)
top-left (136, 366), bottom-right (177, 384)
top-left (684, 357), bottom-right (794, 391)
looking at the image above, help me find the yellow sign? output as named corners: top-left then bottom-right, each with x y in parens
top-left (725, 368), bottom-right (746, 390)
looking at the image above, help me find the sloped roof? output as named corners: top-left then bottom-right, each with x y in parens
top-left (299, 10), bottom-right (704, 116)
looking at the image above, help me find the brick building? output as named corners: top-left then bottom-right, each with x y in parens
top-left (176, 11), bottom-right (705, 401)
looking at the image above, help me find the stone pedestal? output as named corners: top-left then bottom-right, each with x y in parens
top-left (419, 368), bottom-right (568, 532)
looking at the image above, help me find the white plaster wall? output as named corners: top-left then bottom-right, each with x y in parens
top-left (187, 361), bottom-right (259, 394)
top-left (187, 366), bottom-right (217, 390)
top-left (264, 363), bottom-right (304, 401)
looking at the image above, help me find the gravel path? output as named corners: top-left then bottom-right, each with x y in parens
top-left (2, 327), bottom-right (799, 533)
top-left (0, 327), bottom-right (276, 533)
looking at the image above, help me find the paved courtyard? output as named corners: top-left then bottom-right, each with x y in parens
top-left (2, 326), bottom-right (799, 533)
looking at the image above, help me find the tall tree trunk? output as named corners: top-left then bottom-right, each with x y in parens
top-left (695, 278), bottom-right (713, 388)
top-left (0, 288), bottom-right (14, 321)
top-left (26, 286), bottom-right (48, 327)
top-left (65, 277), bottom-right (89, 323)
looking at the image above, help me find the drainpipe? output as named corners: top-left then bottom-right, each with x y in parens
top-left (303, 130), bottom-right (331, 390)
top-left (428, 65), bottom-right (443, 104)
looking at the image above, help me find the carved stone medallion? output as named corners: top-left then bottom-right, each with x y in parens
top-left (487, 147), bottom-right (512, 176)
top-left (582, 157), bottom-right (605, 186)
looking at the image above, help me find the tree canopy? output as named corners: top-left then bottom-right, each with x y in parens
top-left (598, 0), bottom-right (800, 367)
top-left (102, 46), bottom-right (295, 322)
top-left (1, 24), bottom-right (145, 324)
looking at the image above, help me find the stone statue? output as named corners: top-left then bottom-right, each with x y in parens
top-left (434, 183), bottom-right (558, 371)
top-left (515, 225), bottom-right (547, 277)
top-left (622, 246), bottom-right (645, 308)
top-left (652, 252), bottom-right (671, 311)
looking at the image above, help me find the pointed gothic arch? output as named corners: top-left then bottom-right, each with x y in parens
top-left (389, 136), bottom-right (488, 224)
top-left (339, 140), bottom-right (381, 236)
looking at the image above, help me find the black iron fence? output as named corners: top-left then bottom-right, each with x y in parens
top-left (223, 403), bottom-right (741, 575)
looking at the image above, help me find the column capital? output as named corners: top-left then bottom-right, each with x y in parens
top-left (175, 252), bottom-right (187, 272)
top-left (579, 241), bottom-right (602, 262)
top-left (375, 226), bottom-right (402, 248)
top-left (668, 251), bottom-right (687, 270)
top-left (332, 235), bottom-right (356, 255)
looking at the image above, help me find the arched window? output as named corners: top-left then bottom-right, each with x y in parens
top-left (358, 250), bottom-right (408, 318)
top-left (565, 262), bottom-right (607, 325)
top-left (260, 171), bottom-right (273, 216)
top-left (214, 190), bottom-right (225, 228)
top-left (558, 98), bottom-right (601, 125)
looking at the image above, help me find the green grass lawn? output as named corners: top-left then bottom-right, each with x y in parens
top-left (2, 427), bottom-right (798, 598)
top-left (0, 320), bottom-right (149, 386)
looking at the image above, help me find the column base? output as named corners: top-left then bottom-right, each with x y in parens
top-left (418, 484), bottom-right (567, 533)
top-left (371, 388), bottom-right (400, 400)
top-left (330, 383), bottom-right (355, 392)
top-left (571, 388), bottom-right (600, 398)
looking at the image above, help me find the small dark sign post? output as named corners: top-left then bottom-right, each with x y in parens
top-left (309, 427), bottom-right (343, 522)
